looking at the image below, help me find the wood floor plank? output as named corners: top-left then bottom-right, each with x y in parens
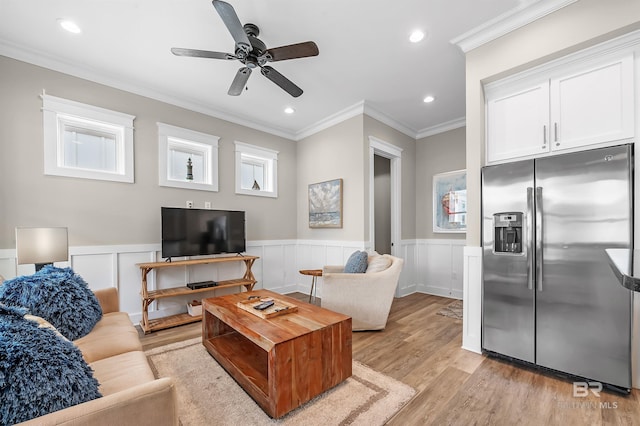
top-left (139, 292), bottom-right (640, 425)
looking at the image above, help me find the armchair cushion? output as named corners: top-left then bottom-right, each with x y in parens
top-left (366, 254), bottom-right (392, 273)
top-left (344, 250), bottom-right (368, 273)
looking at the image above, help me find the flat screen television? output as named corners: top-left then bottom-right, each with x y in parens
top-left (161, 207), bottom-right (246, 259)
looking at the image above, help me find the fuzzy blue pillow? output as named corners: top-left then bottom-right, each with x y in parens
top-left (0, 266), bottom-right (102, 340)
top-left (0, 304), bottom-right (101, 424)
top-left (344, 250), bottom-right (369, 273)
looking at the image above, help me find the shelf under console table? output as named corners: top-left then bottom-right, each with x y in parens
top-left (137, 255), bottom-right (259, 334)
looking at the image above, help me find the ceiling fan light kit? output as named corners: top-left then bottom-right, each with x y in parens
top-left (171, 0), bottom-right (319, 98)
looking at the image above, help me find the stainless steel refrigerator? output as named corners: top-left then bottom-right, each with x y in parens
top-left (481, 144), bottom-right (633, 391)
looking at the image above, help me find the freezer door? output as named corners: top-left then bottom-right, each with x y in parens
top-left (535, 144), bottom-right (632, 389)
top-left (482, 160), bottom-right (535, 363)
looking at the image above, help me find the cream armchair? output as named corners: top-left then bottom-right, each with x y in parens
top-left (321, 255), bottom-right (404, 331)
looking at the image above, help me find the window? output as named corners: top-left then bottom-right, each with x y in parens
top-left (42, 94), bottom-right (135, 182)
top-left (234, 141), bottom-right (278, 198)
top-left (158, 123), bottom-right (219, 192)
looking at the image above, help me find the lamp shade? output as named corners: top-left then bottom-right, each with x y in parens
top-left (16, 227), bottom-right (68, 266)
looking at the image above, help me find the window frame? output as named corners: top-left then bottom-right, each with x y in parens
top-left (42, 94), bottom-right (135, 183)
top-left (158, 123), bottom-right (219, 192)
top-left (234, 141), bottom-right (278, 198)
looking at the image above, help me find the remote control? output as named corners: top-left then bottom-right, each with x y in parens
top-left (253, 300), bottom-right (275, 311)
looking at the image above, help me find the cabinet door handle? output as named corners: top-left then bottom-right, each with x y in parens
top-left (543, 125), bottom-right (547, 147)
top-left (554, 122), bottom-right (558, 143)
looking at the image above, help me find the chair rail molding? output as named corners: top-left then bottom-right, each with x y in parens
top-left (0, 238), bottom-right (466, 328)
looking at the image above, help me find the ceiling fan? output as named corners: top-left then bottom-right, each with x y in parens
top-left (171, 0), bottom-right (319, 98)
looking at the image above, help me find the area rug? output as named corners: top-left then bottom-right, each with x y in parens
top-left (146, 338), bottom-right (415, 426)
top-left (436, 299), bottom-right (463, 320)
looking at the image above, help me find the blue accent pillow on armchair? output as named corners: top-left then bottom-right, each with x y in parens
top-left (0, 266), bottom-right (102, 340)
top-left (344, 250), bottom-right (369, 273)
top-left (0, 304), bottom-right (101, 424)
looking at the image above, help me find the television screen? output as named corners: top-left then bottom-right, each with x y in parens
top-left (161, 207), bottom-right (246, 259)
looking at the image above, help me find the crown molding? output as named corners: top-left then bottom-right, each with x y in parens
top-left (416, 117), bottom-right (466, 139)
top-left (294, 101), bottom-right (366, 140)
top-left (2, 39), bottom-right (464, 143)
top-left (451, 0), bottom-right (578, 53)
top-left (295, 101), bottom-right (419, 141)
top-left (362, 104), bottom-right (417, 139)
top-left (0, 40), bottom-right (297, 140)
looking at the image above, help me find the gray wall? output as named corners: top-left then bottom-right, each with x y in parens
top-left (296, 116), bottom-right (366, 241)
top-left (416, 127), bottom-right (466, 240)
top-left (0, 56), bottom-right (298, 248)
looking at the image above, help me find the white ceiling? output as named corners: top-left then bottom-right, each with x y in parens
top-left (0, 0), bottom-right (531, 139)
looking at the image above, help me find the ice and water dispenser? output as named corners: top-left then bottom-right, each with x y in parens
top-left (493, 212), bottom-right (523, 254)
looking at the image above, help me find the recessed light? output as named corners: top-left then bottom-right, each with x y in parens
top-left (409, 30), bottom-right (425, 43)
top-left (284, 107), bottom-right (295, 114)
top-left (58, 19), bottom-right (81, 34)
top-left (423, 95), bottom-right (435, 103)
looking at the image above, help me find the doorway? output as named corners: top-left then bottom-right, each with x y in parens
top-left (374, 155), bottom-right (391, 254)
top-left (368, 136), bottom-right (402, 258)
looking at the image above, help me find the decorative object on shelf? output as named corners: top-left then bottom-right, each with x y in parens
top-left (433, 170), bottom-right (467, 233)
top-left (186, 157), bottom-right (193, 181)
top-left (252, 179), bottom-right (260, 190)
top-left (309, 178), bottom-right (343, 228)
top-left (15, 227), bottom-right (69, 271)
top-left (187, 300), bottom-right (202, 317)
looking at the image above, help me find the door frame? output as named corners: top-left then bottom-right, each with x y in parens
top-left (368, 136), bottom-right (402, 257)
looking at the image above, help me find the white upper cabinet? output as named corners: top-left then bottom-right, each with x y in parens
top-left (486, 82), bottom-right (549, 163)
top-left (550, 56), bottom-right (634, 151)
top-left (486, 49), bottom-right (635, 164)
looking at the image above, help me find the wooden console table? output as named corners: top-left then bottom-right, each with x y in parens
top-left (137, 255), bottom-right (258, 334)
top-left (202, 290), bottom-right (352, 418)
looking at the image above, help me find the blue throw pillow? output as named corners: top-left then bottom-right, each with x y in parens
top-left (0, 304), bottom-right (101, 424)
top-left (344, 250), bottom-right (368, 273)
top-left (0, 266), bottom-right (102, 340)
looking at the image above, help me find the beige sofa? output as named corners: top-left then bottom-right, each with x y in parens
top-left (19, 287), bottom-right (179, 426)
top-left (322, 255), bottom-right (404, 331)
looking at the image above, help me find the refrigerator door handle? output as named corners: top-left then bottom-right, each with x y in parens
top-left (527, 187), bottom-right (535, 290)
top-left (535, 186), bottom-right (544, 291)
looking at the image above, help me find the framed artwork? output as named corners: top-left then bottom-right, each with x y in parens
top-left (309, 178), bottom-right (343, 228)
top-left (433, 169), bottom-right (467, 233)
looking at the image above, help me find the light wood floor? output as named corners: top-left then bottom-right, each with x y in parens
top-left (139, 292), bottom-right (640, 425)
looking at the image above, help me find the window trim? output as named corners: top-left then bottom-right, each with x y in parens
top-left (158, 123), bottom-right (219, 192)
top-left (42, 94), bottom-right (135, 183)
top-left (234, 141), bottom-right (278, 198)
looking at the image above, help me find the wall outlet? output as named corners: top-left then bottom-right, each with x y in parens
top-left (204, 202), bottom-right (211, 209)
top-left (186, 200), bottom-right (193, 208)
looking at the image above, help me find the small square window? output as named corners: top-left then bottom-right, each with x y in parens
top-left (42, 95), bottom-right (135, 183)
top-left (158, 123), bottom-right (219, 192)
top-left (235, 141), bottom-right (278, 198)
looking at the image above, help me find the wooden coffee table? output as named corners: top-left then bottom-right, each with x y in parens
top-left (202, 289), bottom-right (352, 418)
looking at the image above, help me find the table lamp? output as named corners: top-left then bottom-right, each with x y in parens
top-left (16, 227), bottom-right (69, 271)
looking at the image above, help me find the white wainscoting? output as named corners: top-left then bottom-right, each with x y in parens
top-left (462, 246), bottom-right (482, 354)
top-left (398, 239), bottom-right (466, 299)
top-left (0, 238), bottom-right (464, 325)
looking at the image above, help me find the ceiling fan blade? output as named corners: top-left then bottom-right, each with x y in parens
top-left (265, 41), bottom-right (319, 62)
top-left (212, 0), bottom-right (251, 55)
top-left (228, 67), bottom-right (252, 96)
top-left (260, 65), bottom-right (303, 98)
top-left (171, 47), bottom-right (235, 60)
